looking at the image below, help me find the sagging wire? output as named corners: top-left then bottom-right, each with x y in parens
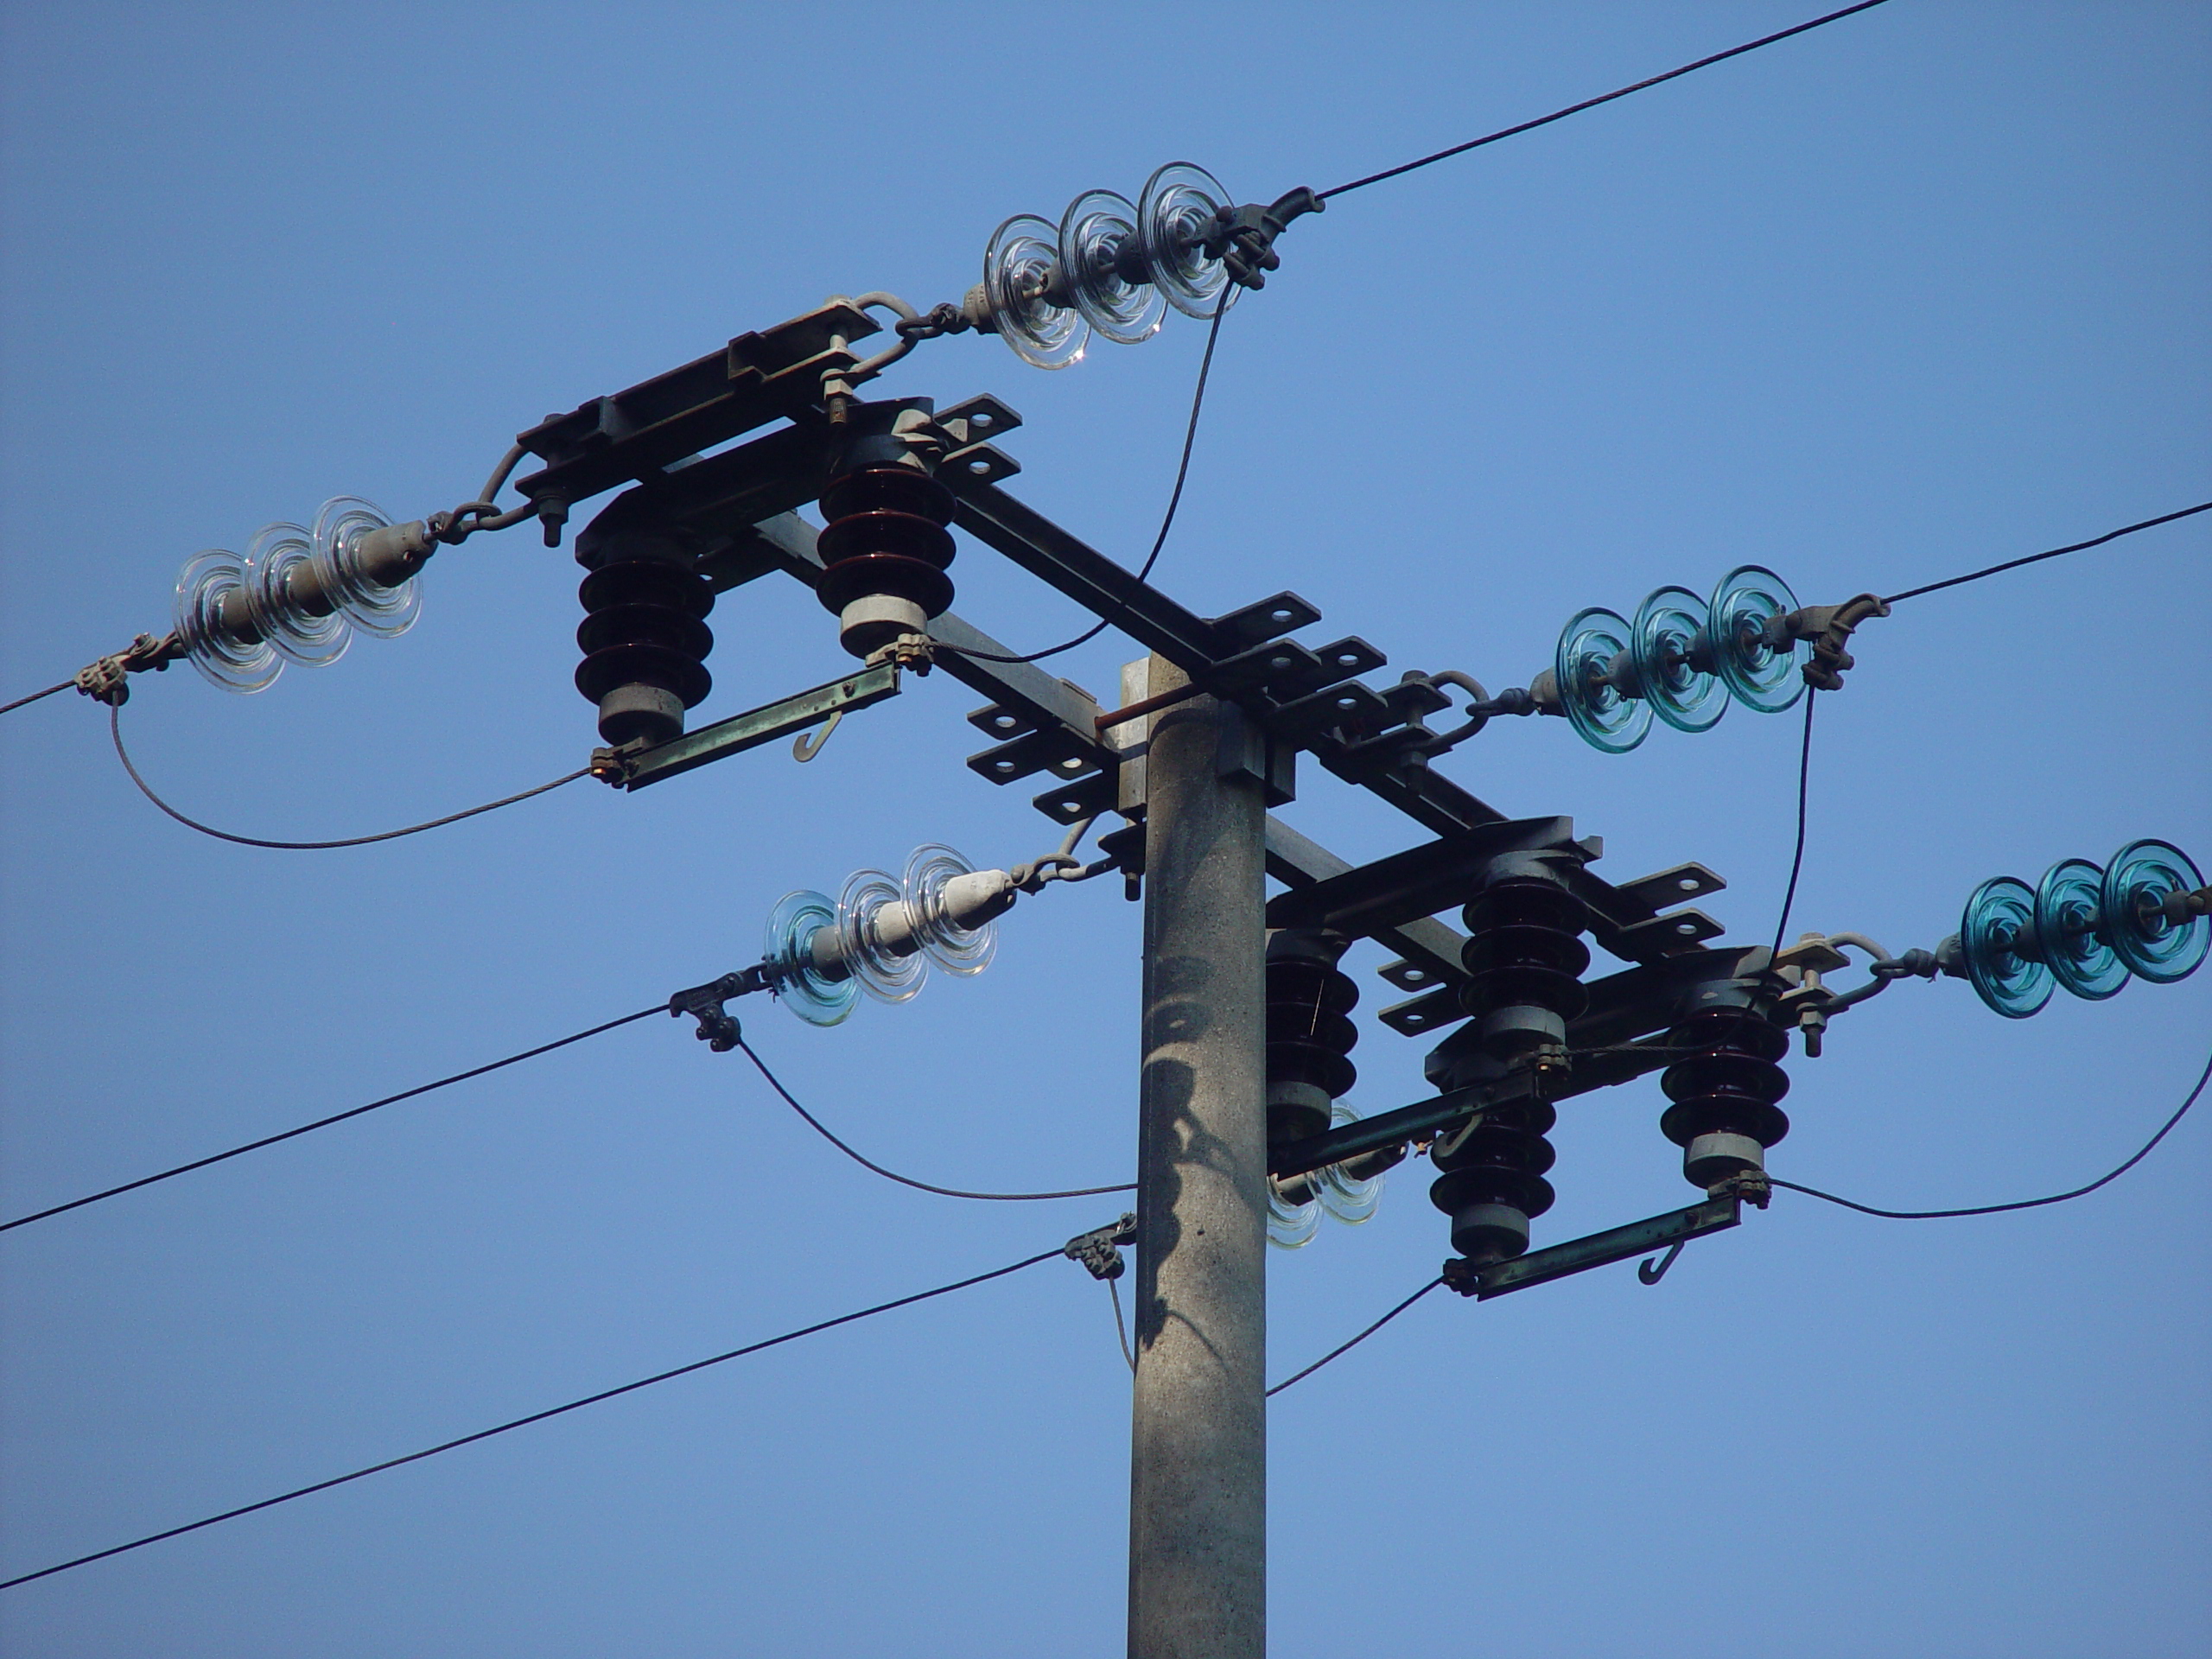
top-left (109, 701), bottom-right (590, 850)
top-left (1267, 1277), bottom-right (1446, 1397)
top-left (0, 1243), bottom-right (1070, 1592)
top-left (733, 1036), bottom-right (1134, 1204)
top-left (1773, 1044), bottom-right (2211, 1220)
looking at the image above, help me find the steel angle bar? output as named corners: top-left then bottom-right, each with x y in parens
top-left (607, 661), bottom-right (902, 790)
top-left (1453, 1194), bottom-right (1743, 1300)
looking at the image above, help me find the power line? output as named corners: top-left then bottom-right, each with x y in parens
top-left (1317, 0), bottom-right (1894, 200)
top-left (1, 678), bottom-right (73, 716)
top-left (0, 1243), bottom-right (1065, 1592)
top-left (1883, 499), bottom-right (2212, 606)
top-left (0, 1006), bottom-right (664, 1235)
top-left (110, 700), bottom-right (589, 849)
top-left (734, 1036), bottom-right (1135, 1202)
top-left (1767, 689), bottom-right (1818, 965)
top-left (1267, 1277), bottom-right (1444, 1396)
top-left (934, 288), bottom-right (1229, 666)
top-left (1773, 1045), bottom-right (2211, 1220)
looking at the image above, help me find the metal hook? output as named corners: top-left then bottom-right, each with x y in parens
top-left (1637, 1238), bottom-right (1688, 1286)
top-left (791, 709), bottom-right (843, 763)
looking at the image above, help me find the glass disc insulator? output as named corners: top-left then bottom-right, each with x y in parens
top-left (1632, 585), bottom-right (1726, 733)
top-left (245, 522), bottom-right (351, 666)
top-left (982, 215), bottom-right (1087, 370)
top-left (1960, 875), bottom-right (2055, 1019)
top-left (313, 496), bottom-right (421, 639)
top-left (2101, 839), bottom-right (2209, 984)
top-left (2036, 858), bottom-right (2128, 1001)
top-left (173, 549), bottom-right (283, 693)
top-left (1317, 1104), bottom-right (1385, 1226)
top-left (1266, 1175), bottom-right (1321, 1249)
top-left (763, 889), bottom-right (858, 1027)
top-left (1554, 607), bottom-right (1650, 754)
top-left (1707, 564), bottom-right (1805, 714)
top-left (1138, 162), bottom-right (1237, 320)
top-left (903, 842), bottom-right (997, 976)
top-left (838, 868), bottom-right (926, 1003)
top-left (1059, 188), bottom-right (1164, 345)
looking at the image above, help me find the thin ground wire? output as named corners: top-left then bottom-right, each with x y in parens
top-left (1883, 499), bottom-right (2212, 605)
top-left (733, 1036), bottom-right (1135, 1202)
top-left (1108, 1276), bottom-right (1137, 1376)
top-left (110, 701), bottom-right (588, 849)
top-left (0, 1244), bottom-right (1063, 1592)
top-left (0, 1007), bottom-right (665, 1234)
top-left (1317, 0), bottom-right (1893, 200)
top-left (1773, 1044), bottom-right (2212, 1220)
top-left (1267, 1277), bottom-right (1445, 1397)
top-left (1768, 689), bottom-right (1818, 966)
top-left (1, 679), bottom-right (73, 716)
top-left (935, 287), bottom-right (1228, 667)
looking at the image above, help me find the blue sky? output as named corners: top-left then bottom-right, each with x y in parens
top-left (3, 3), bottom-right (2207, 1654)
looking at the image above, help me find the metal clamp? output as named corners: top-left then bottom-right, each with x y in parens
top-left (73, 632), bottom-right (181, 707)
top-left (667, 968), bottom-right (772, 1052)
top-left (1065, 1213), bottom-right (1139, 1281)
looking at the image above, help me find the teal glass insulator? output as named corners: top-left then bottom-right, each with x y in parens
top-left (2102, 839), bottom-right (2209, 984)
top-left (2036, 858), bottom-right (2129, 1001)
top-left (1708, 564), bottom-right (1805, 714)
top-left (1960, 875), bottom-right (2055, 1019)
top-left (1632, 585), bottom-right (1726, 733)
top-left (763, 889), bottom-right (858, 1027)
top-left (1554, 606), bottom-right (1651, 753)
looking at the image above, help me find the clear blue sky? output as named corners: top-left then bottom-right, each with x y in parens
top-left (3, 3), bottom-right (2206, 1654)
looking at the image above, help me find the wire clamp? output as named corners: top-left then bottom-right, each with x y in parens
top-left (667, 968), bottom-right (770, 1051)
top-left (588, 741), bottom-right (645, 786)
top-left (73, 632), bottom-right (180, 707)
top-left (1775, 594), bottom-right (1889, 691)
top-left (1205, 188), bottom-right (1325, 290)
top-left (1065, 1213), bottom-right (1138, 1281)
top-left (863, 632), bottom-right (936, 676)
top-left (1712, 1170), bottom-right (1772, 1209)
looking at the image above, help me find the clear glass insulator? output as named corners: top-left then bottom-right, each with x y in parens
top-left (1138, 162), bottom-right (1237, 319)
top-left (1267, 1174), bottom-right (1322, 1249)
top-left (838, 868), bottom-right (927, 1003)
top-left (2101, 839), bottom-right (2208, 984)
top-left (1632, 585), bottom-right (1726, 733)
top-left (245, 522), bottom-right (351, 666)
top-left (1060, 188), bottom-right (1165, 345)
top-left (312, 496), bottom-right (421, 638)
top-left (982, 215), bottom-right (1088, 370)
top-left (763, 889), bottom-right (858, 1027)
top-left (173, 549), bottom-right (283, 693)
top-left (1317, 1104), bottom-right (1385, 1225)
top-left (903, 843), bottom-right (998, 976)
top-left (1554, 606), bottom-right (1651, 753)
top-left (2035, 858), bottom-right (2128, 1001)
top-left (1960, 875), bottom-right (2055, 1019)
top-left (1707, 564), bottom-right (1805, 714)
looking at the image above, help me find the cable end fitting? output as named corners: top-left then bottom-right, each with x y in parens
top-left (1206, 188), bottom-right (1324, 290)
top-left (1065, 1213), bottom-right (1138, 1280)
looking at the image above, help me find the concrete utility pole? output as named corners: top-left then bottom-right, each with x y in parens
top-left (1127, 654), bottom-right (1269, 1659)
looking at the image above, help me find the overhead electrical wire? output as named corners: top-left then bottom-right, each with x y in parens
top-left (1883, 499), bottom-right (2212, 605)
top-left (934, 289), bottom-right (1230, 667)
top-left (0, 678), bottom-right (73, 716)
top-left (109, 701), bottom-right (589, 849)
top-left (0, 1243), bottom-right (1066, 1592)
top-left (0, 1006), bottom-right (664, 1235)
top-left (1316, 0), bottom-right (1895, 200)
top-left (734, 1036), bottom-right (1135, 1202)
top-left (1267, 1277), bottom-right (1445, 1396)
top-left (1772, 1045), bottom-right (2211, 1220)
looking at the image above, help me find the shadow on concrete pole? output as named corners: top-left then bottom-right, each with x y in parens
top-left (1128, 654), bottom-right (1268, 1659)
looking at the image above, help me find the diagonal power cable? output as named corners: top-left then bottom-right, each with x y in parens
top-left (0, 1007), bottom-right (665, 1234)
top-left (1318, 1), bottom-right (1894, 200)
top-left (734, 1036), bottom-right (1135, 1202)
top-left (1883, 499), bottom-right (2212, 605)
top-left (1, 678), bottom-right (73, 716)
top-left (934, 287), bottom-right (1230, 667)
top-left (1268, 1277), bottom-right (1446, 1396)
top-left (1772, 1044), bottom-right (2211, 1219)
top-left (109, 700), bottom-right (589, 849)
top-left (0, 1243), bottom-right (1065, 1592)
